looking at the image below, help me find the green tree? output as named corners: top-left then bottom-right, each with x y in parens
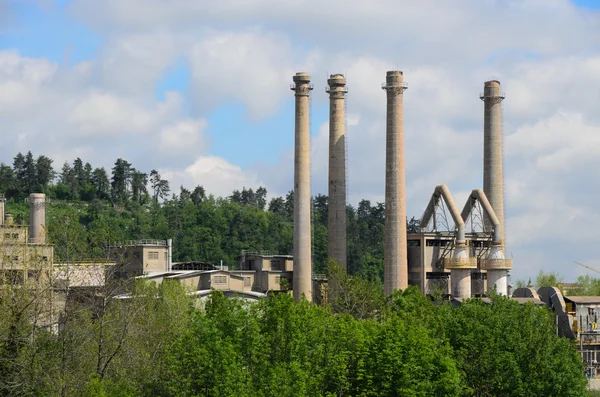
top-left (111, 159), bottom-right (132, 203)
top-left (535, 270), bottom-right (564, 290)
top-left (35, 155), bottom-right (55, 193)
top-left (92, 168), bottom-right (110, 201)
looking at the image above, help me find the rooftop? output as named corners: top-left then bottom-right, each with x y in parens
top-left (564, 296), bottom-right (600, 304)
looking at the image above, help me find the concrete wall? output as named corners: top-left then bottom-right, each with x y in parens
top-left (0, 225), bottom-right (29, 244)
top-left (110, 245), bottom-right (168, 275)
top-left (142, 246), bottom-right (168, 272)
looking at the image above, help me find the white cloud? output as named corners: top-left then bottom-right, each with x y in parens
top-left (163, 155), bottom-right (265, 198)
top-left (68, 92), bottom-right (164, 135)
top-left (158, 118), bottom-right (209, 155)
top-left (188, 28), bottom-right (319, 119)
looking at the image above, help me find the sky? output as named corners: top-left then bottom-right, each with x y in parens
top-left (1, 0), bottom-right (600, 282)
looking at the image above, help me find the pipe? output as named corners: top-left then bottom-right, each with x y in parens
top-left (461, 189), bottom-right (501, 244)
top-left (461, 189), bottom-right (510, 295)
top-left (419, 184), bottom-right (465, 244)
top-left (291, 72), bottom-right (313, 302)
top-left (0, 195), bottom-right (5, 226)
top-left (420, 184), bottom-right (471, 298)
top-left (167, 238), bottom-right (173, 272)
top-left (382, 70), bottom-right (408, 296)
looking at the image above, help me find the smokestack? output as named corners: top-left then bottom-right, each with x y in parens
top-left (382, 71), bottom-right (408, 296)
top-left (291, 72), bottom-right (313, 302)
top-left (0, 194), bottom-right (5, 226)
top-left (481, 80), bottom-right (505, 251)
top-left (326, 74), bottom-right (348, 270)
top-left (29, 193), bottom-right (46, 244)
top-left (167, 238), bottom-right (173, 272)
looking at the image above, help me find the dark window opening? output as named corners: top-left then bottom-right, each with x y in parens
top-left (426, 239), bottom-right (452, 247)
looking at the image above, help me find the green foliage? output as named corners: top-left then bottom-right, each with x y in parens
top-left (327, 259), bottom-right (384, 320)
top-left (161, 291), bottom-right (462, 397)
top-left (536, 270), bottom-right (564, 290)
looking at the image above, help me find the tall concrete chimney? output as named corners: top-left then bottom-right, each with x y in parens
top-left (0, 194), bottom-right (5, 226)
top-left (326, 74), bottom-right (348, 270)
top-left (382, 71), bottom-right (408, 296)
top-left (291, 72), bottom-right (313, 302)
top-left (481, 81), bottom-right (505, 252)
top-left (29, 193), bottom-right (46, 244)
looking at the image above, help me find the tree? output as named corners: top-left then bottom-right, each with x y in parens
top-left (444, 294), bottom-right (587, 396)
top-left (327, 259), bottom-right (384, 320)
top-left (0, 163), bottom-right (17, 197)
top-left (23, 151), bottom-right (38, 194)
top-left (36, 155), bottom-right (55, 192)
top-left (149, 170), bottom-right (169, 202)
top-left (111, 159), bottom-right (132, 203)
top-left (255, 187), bottom-right (267, 210)
top-left (535, 270), bottom-right (564, 290)
top-left (92, 168), bottom-right (110, 201)
top-left (130, 170), bottom-right (148, 204)
top-left (191, 186), bottom-right (205, 205)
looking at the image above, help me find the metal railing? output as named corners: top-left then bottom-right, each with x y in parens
top-left (110, 239), bottom-right (167, 247)
top-left (381, 82), bottom-right (408, 90)
top-left (480, 258), bottom-right (513, 270)
top-left (240, 249), bottom-right (276, 257)
top-left (479, 92), bottom-right (506, 100)
top-left (443, 257), bottom-right (478, 269)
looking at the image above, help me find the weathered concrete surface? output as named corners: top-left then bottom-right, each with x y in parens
top-left (327, 74), bottom-right (348, 271)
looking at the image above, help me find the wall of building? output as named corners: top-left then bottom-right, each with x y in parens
top-left (0, 225), bottom-right (29, 244)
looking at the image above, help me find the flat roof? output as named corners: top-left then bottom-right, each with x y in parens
top-left (564, 296), bottom-right (600, 304)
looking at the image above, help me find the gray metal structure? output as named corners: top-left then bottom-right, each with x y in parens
top-left (326, 74), bottom-right (348, 270)
top-left (382, 70), bottom-right (408, 295)
top-left (291, 72), bottom-right (313, 302)
top-left (420, 185), bottom-right (475, 299)
top-left (481, 80), bottom-right (506, 253)
top-left (29, 193), bottom-right (46, 244)
top-left (461, 189), bottom-right (512, 295)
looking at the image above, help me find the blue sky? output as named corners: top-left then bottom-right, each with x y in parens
top-left (1, 0), bottom-right (600, 282)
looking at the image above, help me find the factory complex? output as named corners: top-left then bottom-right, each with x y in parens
top-left (2, 71), bottom-right (600, 378)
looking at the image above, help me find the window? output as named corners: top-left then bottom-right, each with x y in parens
top-left (426, 239), bottom-right (451, 247)
top-left (4, 233), bottom-right (9, 239)
top-left (248, 260), bottom-right (256, 270)
top-left (27, 271), bottom-right (40, 280)
top-left (407, 239), bottom-right (421, 247)
top-left (274, 276), bottom-right (281, 284)
top-left (244, 277), bottom-right (251, 287)
top-left (271, 260), bottom-right (282, 271)
top-left (213, 275), bottom-right (227, 284)
top-left (589, 308), bottom-right (595, 316)
top-left (148, 251), bottom-right (159, 260)
top-left (164, 252), bottom-right (168, 261)
top-left (11, 233), bottom-right (18, 239)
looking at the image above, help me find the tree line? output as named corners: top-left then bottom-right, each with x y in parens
top-left (1, 152), bottom-right (421, 279)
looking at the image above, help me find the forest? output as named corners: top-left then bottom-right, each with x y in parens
top-left (0, 151), bottom-right (422, 280)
